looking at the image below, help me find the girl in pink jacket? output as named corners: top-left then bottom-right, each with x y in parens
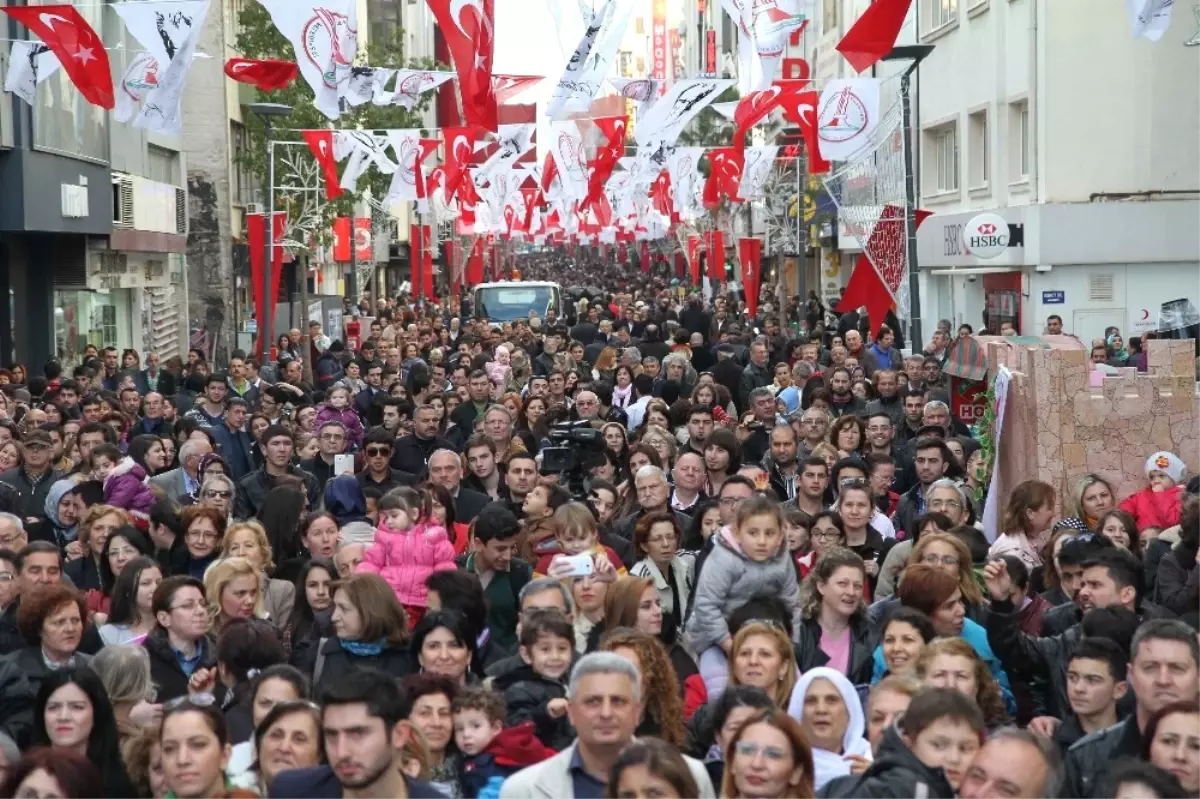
top-left (356, 486), bottom-right (456, 628)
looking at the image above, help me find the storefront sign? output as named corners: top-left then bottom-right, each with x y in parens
top-left (1042, 290), bottom-right (1065, 304)
top-left (652, 0), bottom-right (668, 88)
top-left (961, 212), bottom-right (1012, 259)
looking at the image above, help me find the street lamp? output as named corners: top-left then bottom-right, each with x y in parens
top-left (250, 102), bottom-right (293, 365)
top-left (881, 44), bottom-right (933, 350)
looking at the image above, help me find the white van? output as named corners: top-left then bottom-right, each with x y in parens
top-left (472, 281), bottom-right (561, 325)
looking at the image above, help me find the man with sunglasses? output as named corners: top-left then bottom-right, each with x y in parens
top-left (356, 427), bottom-right (416, 494)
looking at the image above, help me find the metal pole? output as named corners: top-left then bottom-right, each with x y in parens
top-left (901, 68), bottom-right (923, 350)
top-left (796, 155), bottom-right (808, 332)
top-left (261, 124), bottom-right (275, 365)
top-left (299, 252), bottom-right (312, 384)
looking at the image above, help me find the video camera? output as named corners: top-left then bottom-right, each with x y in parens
top-left (541, 420), bottom-right (607, 497)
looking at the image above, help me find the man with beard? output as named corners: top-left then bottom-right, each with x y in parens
top-left (896, 388), bottom-right (929, 443)
top-left (765, 424), bottom-right (800, 502)
top-left (864, 369), bottom-right (904, 427)
top-left (795, 407), bottom-right (830, 461)
top-left (684, 405), bottom-right (714, 458)
top-left (792, 455), bottom-right (828, 517)
top-left (826, 366), bottom-right (866, 418)
top-left (533, 326), bottom-right (565, 376)
top-left (391, 405), bottom-right (454, 478)
top-left (891, 438), bottom-right (952, 540)
top-left (503, 452), bottom-right (540, 521)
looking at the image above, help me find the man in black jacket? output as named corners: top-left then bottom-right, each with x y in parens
top-left (0, 430), bottom-right (59, 539)
top-left (1061, 619), bottom-right (1198, 798)
top-left (353, 361), bottom-right (387, 420)
top-left (428, 449), bottom-right (489, 524)
top-left (233, 426), bottom-right (319, 519)
top-left (209, 398), bottom-right (255, 481)
top-left (391, 405), bottom-right (454, 477)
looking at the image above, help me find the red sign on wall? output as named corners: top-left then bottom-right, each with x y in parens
top-left (652, 0), bottom-right (668, 89)
top-left (333, 218), bottom-right (372, 262)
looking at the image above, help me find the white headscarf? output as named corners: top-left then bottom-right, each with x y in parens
top-left (787, 667), bottom-right (873, 791)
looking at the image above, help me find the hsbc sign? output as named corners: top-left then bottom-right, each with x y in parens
top-left (961, 212), bottom-right (1011, 259)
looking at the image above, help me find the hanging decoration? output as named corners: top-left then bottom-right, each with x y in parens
top-left (4, 41), bottom-right (62, 106)
top-left (302, 129), bottom-right (345, 201)
top-left (738, 237), bottom-right (763, 317)
top-left (1, 5), bottom-right (114, 109)
top-left (256, 0), bottom-right (358, 119)
top-left (224, 58), bottom-right (298, 90)
top-left (426, 0), bottom-right (498, 130)
top-left (835, 0), bottom-right (914, 73)
top-left (548, 0), bottom-right (636, 119)
top-left (635, 78), bottom-right (735, 148)
top-left (815, 78), bottom-right (881, 162)
top-left (113, 0), bottom-right (211, 135)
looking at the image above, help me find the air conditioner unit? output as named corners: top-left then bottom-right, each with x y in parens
top-left (112, 175), bottom-right (134, 228)
top-left (245, 203), bottom-right (264, 214)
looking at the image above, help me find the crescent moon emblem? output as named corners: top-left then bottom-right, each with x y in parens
top-left (1141, 309), bottom-right (1149, 320)
top-left (39, 13), bottom-right (73, 32)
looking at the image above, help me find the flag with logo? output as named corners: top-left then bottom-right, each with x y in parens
top-left (224, 58), bottom-right (298, 90)
top-left (113, 0), bottom-right (211, 135)
top-left (256, 0), bottom-right (358, 119)
top-left (3, 40), bottom-right (62, 106)
top-left (815, 78), bottom-right (880, 162)
top-left (548, 0), bottom-right (636, 119)
top-left (387, 69), bottom-right (456, 108)
top-left (634, 78), bottom-right (735, 148)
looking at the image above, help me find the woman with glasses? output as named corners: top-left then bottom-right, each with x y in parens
top-left (989, 479), bottom-right (1057, 572)
top-left (11, 584), bottom-right (91, 695)
top-left (159, 699), bottom-right (255, 799)
top-left (65, 504), bottom-right (130, 594)
top-left (32, 668), bottom-right (136, 796)
top-left (721, 707), bottom-right (815, 799)
top-left (199, 474), bottom-right (236, 518)
top-left (99, 555), bottom-right (163, 646)
top-left (795, 511), bottom-right (847, 583)
top-left (170, 505), bottom-right (226, 579)
top-left (145, 575), bottom-right (221, 705)
top-left (795, 548), bottom-right (874, 685)
top-left (221, 521), bottom-right (295, 635)
top-left (870, 533), bottom-right (985, 629)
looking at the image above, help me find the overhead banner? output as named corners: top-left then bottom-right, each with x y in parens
top-left (816, 78), bottom-right (880, 162)
top-left (257, 0), bottom-right (358, 119)
top-left (635, 78), bottom-right (735, 147)
top-left (737, 145), bottom-right (780, 200)
top-left (547, 0), bottom-right (636, 119)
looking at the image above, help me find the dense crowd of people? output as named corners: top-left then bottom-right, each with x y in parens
top-left (0, 252), bottom-right (1195, 799)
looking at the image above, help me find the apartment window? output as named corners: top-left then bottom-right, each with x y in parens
top-left (368, 0), bottom-right (403, 47)
top-left (930, 0), bottom-right (958, 29)
top-left (1009, 100), bottom-right (1030, 181)
top-left (968, 110), bottom-right (988, 188)
top-left (146, 145), bottom-right (179, 186)
top-left (230, 122), bottom-right (259, 207)
top-left (924, 123), bottom-right (959, 193)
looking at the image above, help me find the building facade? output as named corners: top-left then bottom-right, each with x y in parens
top-left (912, 0), bottom-right (1200, 342)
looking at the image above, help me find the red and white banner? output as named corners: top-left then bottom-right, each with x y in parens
top-left (333, 218), bottom-right (372, 262)
top-left (548, 0), bottom-right (636, 119)
top-left (426, 0), bottom-right (497, 130)
top-left (257, 0), bottom-right (357, 119)
top-left (302, 130), bottom-right (344, 201)
top-left (816, 78), bottom-right (881, 162)
top-left (737, 145), bottom-right (780, 201)
top-left (634, 78), bottom-right (734, 147)
top-left (1, 5), bottom-right (113, 109)
top-left (247, 212), bottom-right (286, 343)
top-left (224, 58), bottom-right (298, 90)
top-left (651, 0), bottom-right (668, 90)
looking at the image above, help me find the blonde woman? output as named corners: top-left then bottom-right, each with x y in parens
top-left (221, 520), bottom-right (295, 633)
top-left (725, 621), bottom-right (799, 709)
top-left (202, 556), bottom-right (265, 634)
top-left (640, 424), bottom-right (678, 470)
top-left (915, 637), bottom-right (1011, 731)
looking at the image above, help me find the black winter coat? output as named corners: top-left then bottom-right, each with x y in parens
top-left (820, 726), bottom-right (957, 799)
top-left (4, 647), bottom-right (92, 700)
top-left (233, 465), bottom-right (320, 520)
top-left (795, 616), bottom-right (876, 686)
top-left (144, 628), bottom-right (220, 704)
top-left (391, 434), bottom-right (455, 478)
top-left (290, 636), bottom-right (413, 701)
top-left (1062, 717), bottom-right (1142, 798)
top-left (1155, 545), bottom-right (1200, 616)
top-left (494, 664), bottom-right (574, 750)
top-left (0, 654), bottom-right (33, 747)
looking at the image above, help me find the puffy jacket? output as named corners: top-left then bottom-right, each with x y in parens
top-left (494, 664), bottom-right (574, 751)
top-left (1062, 717), bottom-right (1142, 798)
top-left (103, 458), bottom-right (155, 515)
top-left (234, 465), bottom-right (320, 520)
top-left (684, 527), bottom-right (802, 654)
top-left (356, 521), bottom-right (456, 607)
top-left (1119, 485), bottom-right (1184, 531)
top-left (795, 615), bottom-right (876, 686)
top-left (314, 405), bottom-right (364, 450)
top-left (820, 725), bottom-right (957, 799)
top-left (461, 722), bottom-right (557, 799)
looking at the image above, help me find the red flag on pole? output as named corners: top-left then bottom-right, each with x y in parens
top-left (706, 230), bottom-right (725, 281)
top-left (739, 237), bottom-right (763, 318)
top-left (835, 0), bottom-right (915, 73)
top-left (446, 239), bottom-right (459, 295)
top-left (247, 212), bottom-right (286, 348)
top-left (466, 238), bottom-right (484, 286)
top-left (2, 5), bottom-right (114, 109)
top-left (410, 224), bottom-right (422, 300)
top-left (425, 0), bottom-right (498, 130)
top-left (639, 241), bottom-right (651, 273)
top-left (422, 225), bottom-right (436, 301)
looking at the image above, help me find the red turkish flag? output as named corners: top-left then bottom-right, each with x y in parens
top-left (426, 0), bottom-right (498, 131)
top-left (862, 204), bottom-right (933, 295)
top-left (540, 150), bottom-right (559, 195)
top-left (416, 139), bottom-right (441, 200)
top-left (703, 148), bottom-right (744, 208)
top-left (780, 91), bottom-right (831, 174)
top-left (3, 5), bottom-right (113, 109)
top-left (441, 127), bottom-right (479, 202)
top-left (422, 226), bottom-right (436, 301)
top-left (639, 241), bottom-right (651, 274)
top-left (732, 80), bottom-right (809, 151)
top-left (410, 224), bottom-right (423, 296)
top-left (301, 130), bottom-right (344, 201)
top-left (837, 252), bottom-right (894, 332)
top-left (247, 212), bottom-right (286, 346)
top-left (446, 239), bottom-right (460, 294)
top-left (584, 116), bottom-right (628, 208)
top-left (224, 58), bottom-right (298, 90)
top-left (492, 74), bottom-right (542, 104)
top-left (687, 235), bottom-right (702, 284)
top-left (836, 0), bottom-right (914, 73)
top-left (649, 170), bottom-right (673, 218)
top-left (739, 237), bottom-right (763, 317)
top-left (706, 230), bottom-right (725, 280)
top-left (466, 238), bottom-right (485, 285)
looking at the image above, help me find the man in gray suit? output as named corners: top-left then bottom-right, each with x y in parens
top-left (150, 438), bottom-right (212, 506)
top-left (499, 653), bottom-right (715, 799)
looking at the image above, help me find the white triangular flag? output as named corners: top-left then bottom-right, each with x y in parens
top-left (114, 0), bottom-right (211, 135)
top-left (548, 0), bottom-right (636, 119)
top-left (635, 79), bottom-right (735, 148)
top-left (4, 41), bottom-right (61, 106)
top-left (343, 67), bottom-right (385, 106)
top-left (1126, 0), bottom-right (1175, 40)
top-left (549, 121), bottom-right (589, 202)
top-left (737, 145), bottom-right (780, 200)
top-left (114, 52), bottom-right (158, 124)
top-left (477, 123), bottom-right (536, 183)
top-left (388, 70), bottom-right (455, 109)
top-left (256, 0), bottom-right (358, 119)
top-left (382, 129), bottom-right (425, 207)
top-left (339, 131), bottom-right (397, 192)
